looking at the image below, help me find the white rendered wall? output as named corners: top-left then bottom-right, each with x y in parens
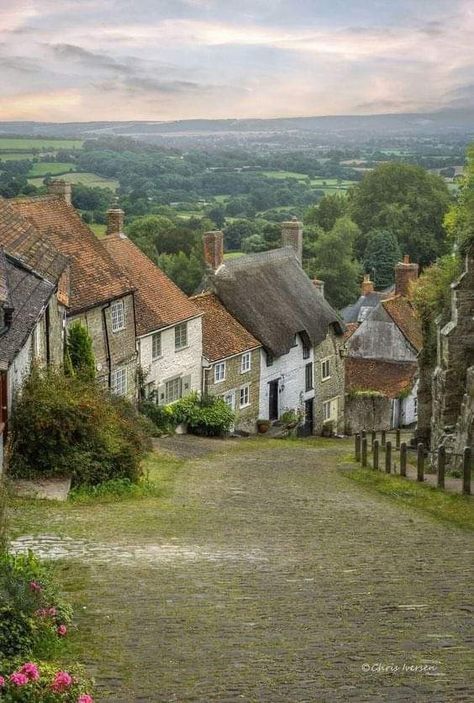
top-left (258, 336), bottom-right (315, 419)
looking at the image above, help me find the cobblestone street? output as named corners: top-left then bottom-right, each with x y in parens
top-left (10, 439), bottom-right (474, 702)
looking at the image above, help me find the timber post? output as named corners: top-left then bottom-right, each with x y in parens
top-left (437, 446), bottom-right (446, 489)
top-left (385, 441), bottom-right (392, 474)
top-left (400, 442), bottom-right (407, 477)
top-left (417, 443), bottom-right (424, 482)
top-left (463, 447), bottom-right (471, 496)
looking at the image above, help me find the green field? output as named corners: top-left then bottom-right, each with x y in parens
top-left (28, 172), bottom-right (118, 190)
top-left (224, 251), bottom-right (244, 260)
top-left (0, 152), bottom-right (37, 161)
top-left (28, 162), bottom-right (76, 177)
top-left (89, 223), bottom-right (107, 238)
top-left (0, 137), bottom-right (83, 151)
top-left (262, 170), bottom-right (309, 181)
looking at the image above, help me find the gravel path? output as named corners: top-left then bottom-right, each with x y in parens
top-left (11, 440), bottom-right (474, 702)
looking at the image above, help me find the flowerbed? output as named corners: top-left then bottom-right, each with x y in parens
top-left (0, 662), bottom-right (94, 701)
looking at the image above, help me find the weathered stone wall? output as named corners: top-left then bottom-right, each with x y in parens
top-left (452, 366), bottom-right (474, 461)
top-left (204, 348), bottom-right (261, 433)
top-left (344, 395), bottom-right (392, 434)
top-left (314, 330), bottom-right (345, 435)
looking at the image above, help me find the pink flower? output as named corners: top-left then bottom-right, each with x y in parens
top-left (57, 624), bottom-right (67, 636)
top-left (20, 662), bottom-right (40, 681)
top-left (0, 675), bottom-right (5, 687)
top-left (48, 607), bottom-right (57, 617)
top-left (35, 608), bottom-right (48, 617)
top-left (29, 580), bottom-right (42, 592)
top-left (10, 672), bottom-right (29, 686)
top-left (51, 671), bottom-right (72, 692)
top-left (78, 695), bottom-right (94, 703)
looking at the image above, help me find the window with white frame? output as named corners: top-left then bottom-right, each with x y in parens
top-left (239, 384), bottom-right (250, 408)
top-left (214, 361), bottom-right (226, 383)
top-left (165, 377), bottom-right (182, 403)
top-left (241, 352), bottom-right (251, 373)
top-left (111, 300), bottom-right (125, 332)
top-left (321, 358), bottom-right (331, 381)
top-left (175, 322), bottom-right (187, 350)
top-left (322, 400), bottom-right (331, 422)
top-left (152, 332), bottom-right (162, 360)
top-left (111, 367), bottom-right (127, 396)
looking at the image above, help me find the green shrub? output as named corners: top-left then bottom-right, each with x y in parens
top-left (0, 660), bottom-right (94, 701)
top-left (8, 368), bottom-right (151, 487)
top-left (140, 401), bottom-right (177, 436)
top-left (142, 392), bottom-right (234, 437)
top-left (65, 322), bottom-right (96, 381)
top-left (69, 477), bottom-right (160, 503)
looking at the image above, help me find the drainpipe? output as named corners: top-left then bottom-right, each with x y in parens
top-left (101, 302), bottom-right (112, 388)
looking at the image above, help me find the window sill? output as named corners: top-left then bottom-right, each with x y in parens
top-left (151, 356), bottom-right (163, 362)
top-left (112, 327), bottom-right (126, 334)
top-left (321, 376), bottom-right (331, 383)
top-left (240, 369), bottom-right (251, 374)
top-left (239, 403), bottom-right (251, 410)
top-left (214, 378), bottom-right (226, 384)
top-left (175, 345), bottom-right (189, 352)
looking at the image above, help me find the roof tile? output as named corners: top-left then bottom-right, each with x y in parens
top-left (382, 295), bottom-right (423, 352)
top-left (345, 357), bottom-right (417, 399)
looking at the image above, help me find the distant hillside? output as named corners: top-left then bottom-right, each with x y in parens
top-left (0, 108), bottom-right (473, 141)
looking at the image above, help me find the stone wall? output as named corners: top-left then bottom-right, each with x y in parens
top-left (452, 366), bottom-right (474, 462)
top-left (204, 348), bottom-right (261, 433)
top-left (344, 395), bottom-right (392, 435)
top-left (314, 330), bottom-right (345, 435)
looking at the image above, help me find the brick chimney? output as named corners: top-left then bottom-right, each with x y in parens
top-left (361, 273), bottom-right (374, 296)
top-left (48, 179), bottom-right (72, 205)
top-left (312, 279), bottom-right (325, 297)
top-left (395, 255), bottom-right (419, 298)
top-left (281, 217), bottom-right (303, 264)
top-left (106, 207), bottom-right (125, 236)
top-left (203, 231), bottom-right (224, 271)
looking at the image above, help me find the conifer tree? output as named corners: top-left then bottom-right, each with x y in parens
top-left (66, 322), bottom-right (96, 382)
top-left (363, 229), bottom-right (402, 289)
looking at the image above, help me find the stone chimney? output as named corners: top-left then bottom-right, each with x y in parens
top-left (361, 273), bottom-right (374, 296)
top-left (203, 231), bottom-right (224, 271)
top-left (106, 206), bottom-right (125, 236)
top-left (281, 217), bottom-right (303, 264)
top-left (312, 279), bottom-right (325, 297)
top-left (395, 254), bottom-right (419, 298)
top-left (47, 179), bottom-right (72, 205)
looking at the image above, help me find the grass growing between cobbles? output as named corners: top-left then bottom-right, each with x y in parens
top-left (343, 465), bottom-right (474, 531)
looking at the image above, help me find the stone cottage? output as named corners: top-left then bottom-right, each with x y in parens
top-left (344, 256), bottom-right (422, 433)
top-left (5, 181), bottom-right (138, 399)
top-left (198, 222), bottom-right (346, 435)
top-left (102, 207), bottom-right (203, 404)
top-left (431, 246), bottom-right (474, 463)
top-left (191, 291), bottom-right (261, 433)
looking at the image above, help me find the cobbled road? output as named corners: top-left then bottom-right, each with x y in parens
top-left (13, 438), bottom-right (474, 702)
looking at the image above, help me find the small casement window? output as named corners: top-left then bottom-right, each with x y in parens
top-left (305, 362), bottom-right (313, 391)
top-left (239, 384), bottom-right (250, 408)
top-left (152, 332), bottom-right (162, 360)
top-left (241, 352), bottom-right (251, 373)
top-left (111, 300), bottom-right (125, 332)
top-left (111, 367), bottom-right (127, 396)
top-left (266, 352), bottom-right (274, 367)
top-left (214, 361), bottom-right (226, 383)
top-left (321, 358), bottom-right (331, 381)
top-left (165, 377), bottom-right (182, 404)
top-left (291, 334), bottom-right (298, 347)
top-left (175, 322), bottom-right (187, 350)
top-left (302, 342), bottom-right (311, 360)
top-left (323, 400), bottom-right (331, 422)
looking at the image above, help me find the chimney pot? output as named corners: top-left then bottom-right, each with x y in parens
top-left (203, 231), bottom-right (224, 271)
top-left (106, 207), bottom-right (125, 236)
top-left (47, 179), bottom-right (72, 205)
top-left (361, 273), bottom-right (374, 296)
top-left (281, 219), bottom-right (303, 264)
top-left (395, 255), bottom-right (419, 298)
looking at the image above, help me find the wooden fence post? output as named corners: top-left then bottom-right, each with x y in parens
top-left (437, 445), bottom-right (446, 489)
top-left (373, 439), bottom-right (379, 470)
top-left (417, 443), bottom-right (424, 482)
top-left (381, 430), bottom-right (386, 447)
top-left (371, 430), bottom-right (376, 449)
top-left (355, 434), bottom-right (361, 462)
top-left (396, 429), bottom-right (401, 450)
top-left (361, 437), bottom-right (368, 467)
top-left (400, 442), bottom-right (407, 477)
top-left (463, 447), bottom-right (471, 496)
top-left (385, 441), bottom-right (392, 473)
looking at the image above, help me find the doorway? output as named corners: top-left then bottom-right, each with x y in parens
top-left (268, 379), bottom-right (279, 421)
top-left (299, 398), bottom-right (314, 437)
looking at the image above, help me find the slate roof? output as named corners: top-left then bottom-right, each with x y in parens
top-left (0, 251), bottom-right (55, 368)
top-left (0, 197), bottom-right (69, 286)
top-left (8, 196), bottom-right (133, 314)
top-left (341, 286), bottom-right (394, 323)
top-left (345, 357), bottom-right (418, 399)
top-left (204, 247), bottom-right (344, 357)
top-left (190, 292), bottom-right (261, 362)
top-left (102, 233), bottom-right (201, 336)
top-left (382, 296), bottom-right (423, 353)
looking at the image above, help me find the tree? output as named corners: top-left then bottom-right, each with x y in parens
top-left (444, 144), bottom-right (474, 253)
top-left (305, 216), bottom-right (361, 309)
top-left (363, 230), bottom-right (402, 289)
top-left (66, 322), bottom-right (96, 381)
top-left (304, 193), bottom-right (348, 231)
top-left (241, 234), bottom-right (268, 253)
top-left (157, 250), bottom-right (204, 295)
top-left (348, 163), bottom-right (451, 264)
top-left (223, 219), bottom-right (257, 251)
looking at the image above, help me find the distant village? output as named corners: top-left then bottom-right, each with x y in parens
top-left (0, 179), bottom-right (472, 471)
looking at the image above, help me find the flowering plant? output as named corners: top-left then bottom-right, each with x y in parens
top-left (0, 661), bottom-right (94, 702)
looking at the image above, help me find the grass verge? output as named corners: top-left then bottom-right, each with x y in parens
top-left (343, 465), bottom-right (474, 531)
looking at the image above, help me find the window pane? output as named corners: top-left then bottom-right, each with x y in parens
top-left (152, 333), bottom-right (161, 359)
top-left (111, 300), bottom-right (125, 332)
top-left (175, 323), bottom-right (187, 349)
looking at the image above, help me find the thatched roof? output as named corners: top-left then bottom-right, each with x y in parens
top-left (205, 247), bottom-right (344, 357)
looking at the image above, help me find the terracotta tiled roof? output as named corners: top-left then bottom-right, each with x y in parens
top-left (346, 357), bottom-right (418, 399)
top-left (190, 292), bottom-right (261, 362)
top-left (0, 197), bottom-right (69, 286)
top-left (382, 295), bottom-right (423, 353)
top-left (102, 234), bottom-right (201, 335)
top-left (8, 196), bottom-right (133, 313)
top-left (343, 322), bottom-right (359, 342)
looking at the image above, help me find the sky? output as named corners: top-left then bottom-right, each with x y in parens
top-left (0, 0), bottom-right (473, 122)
